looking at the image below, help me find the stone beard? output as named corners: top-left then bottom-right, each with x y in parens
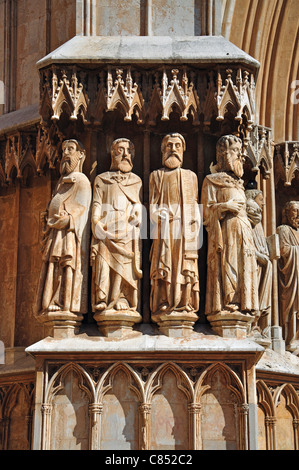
top-left (277, 201), bottom-right (299, 351)
top-left (149, 134), bottom-right (200, 316)
top-left (36, 140), bottom-right (91, 315)
top-left (201, 135), bottom-right (259, 318)
top-left (90, 139), bottom-right (142, 313)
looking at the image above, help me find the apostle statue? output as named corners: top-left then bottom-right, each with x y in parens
top-left (90, 138), bottom-right (142, 335)
top-left (201, 134), bottom-right (259, 337)
top-left (36, 139), bottom-right (91, 333)
top-left (277, 200), bottom-right (299, 352)
top-left (149, 133), bottom-right (200, 333)
top-left (245, 189), bottom-right (272, 340)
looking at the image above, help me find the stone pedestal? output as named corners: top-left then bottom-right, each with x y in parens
top-left (271, 326), bottom-right (286, 355)
top-left (151, 310), bottom-right (199, 337)
top-left (207, 311), bottom-right (254, 339)
top-left (94, 309), bottom-right (142, 338)
top-left (36, 311), bottom-right (84, 339)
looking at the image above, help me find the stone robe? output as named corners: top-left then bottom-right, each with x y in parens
top-left (201, 172), bottom-right (259, 316)
top-left (90, 171), bottom-right (142, 311)
top-left (277, 224), bottom-right (299, 348)
top-left (246, 199), bottom-right (272, 322)
top-left (149, 167), bottom-right (200, 314)
top-left (37, 171), bottom-right (91, 313)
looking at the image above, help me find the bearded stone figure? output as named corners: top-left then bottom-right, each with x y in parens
top-left (149, 133), bottom-right (200, 335)
top-left (90, 138), bottom-right (142, 336)
top-left (277, 201), bottom-right (299, 352)
top-left (36, 139), bottom-right (92, 335)
top-left (201, 134), bottom-right (259, 337)
top-left (245, 189), bottom-right (272, 342)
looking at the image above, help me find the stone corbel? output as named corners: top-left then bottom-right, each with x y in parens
top-left (274, 141), bottom-right (299, 186)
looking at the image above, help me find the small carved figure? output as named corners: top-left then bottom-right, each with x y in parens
top-left (201, 135), bottom-right (259, 335)
top-left (90, 138), bottom-right (142, 320)
top-left (149, 133), bottom-right (200, 324)
top-left (277, 201), bottom-right (299, 352)
top-left (36, 139), bottom-right (91, 319)
top-left (245, 189), bottom-right (272, 338)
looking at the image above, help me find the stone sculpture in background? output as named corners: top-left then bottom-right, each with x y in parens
top-left (201, 134), bottom-right (259, 338)
top-left (277, 200), bottom-right (299, 352)
top-left (245, 189), bottom-right (272, 344)
top-left (36, 139), bottom-right (92, 337)
top-left (90, 138), bottom-right (143, 336)
top-left (149, 133), bottom-right (200, 336)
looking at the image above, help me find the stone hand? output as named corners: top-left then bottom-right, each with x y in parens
top-left (223, 199), bottom-right (244, 214)
top-left (53, 210), bottom-right (70, 229)
top-left (257, 252), bottom-right (269, 266)
top-left (158, 209), bottom-right (169, 221)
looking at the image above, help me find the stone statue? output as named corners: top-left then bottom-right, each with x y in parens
top-left (90, 138), bottom-right (142, 336)
top-left (36, 139), bottom-right (91, 335)
top-left (149, 133), bottom-right (200, 335)
top-left (277, 200), bottom-right (299, 352)
top-left (201, 134), bottom-right (259, 338)
top-left (245, 189), bottom-right (272, 341)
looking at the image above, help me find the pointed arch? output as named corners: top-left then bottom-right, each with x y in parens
top-left (256, 380), bottom-right (275, 416)
top-left (195, 362), bottom-right (245, 404)
top-left (96, 361), bottom-right (145, 404)
top-left (273, 383), bottom-right (299, 419)
top-left (45, 362), bottom-right (95, 404)
top-left (144, 362), bottom-right (194, 404)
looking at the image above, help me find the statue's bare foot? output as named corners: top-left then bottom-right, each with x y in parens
top-left (226, 303), bottom-right (239, 312)
top-left (95, 302), bottom-right (107, 311)
top-left (159, 303), bottom-right (169, 312)
top-left (115, 299), bottom-right (129, 311)
top-left (48, 304), bottom-right (62, 312)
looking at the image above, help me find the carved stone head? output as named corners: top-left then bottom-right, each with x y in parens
top-left (60, 139), bottom-right (86, 175)
top-left (245, 189), bottom-right (265, 210)
top-left (161, 133), bottom-right (186, 169)
top-left (283, 201), bottom-right (299, 229)
top-left (213, 134), bottom-right (244, 178)
top-left (110, 138), bottom-right (135, 173)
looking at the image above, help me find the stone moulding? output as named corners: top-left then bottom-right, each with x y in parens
top-left (36, 36), bottom-right (261, 69)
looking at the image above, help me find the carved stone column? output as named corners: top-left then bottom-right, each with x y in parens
top-left (41, 403), bottom-right (52, 450)
top-left (239, 403), bottom-right (249, 450)
top-left (88, 403), bottom-right (103, 450)
top-left (265, 416), bottom-right (277, 450)
top-left (293, 418), bottom-right (299, 450)
top-left (139, 404), bottom-right (151, 450)
top-left (188, 403), bottom-right (201, 450)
